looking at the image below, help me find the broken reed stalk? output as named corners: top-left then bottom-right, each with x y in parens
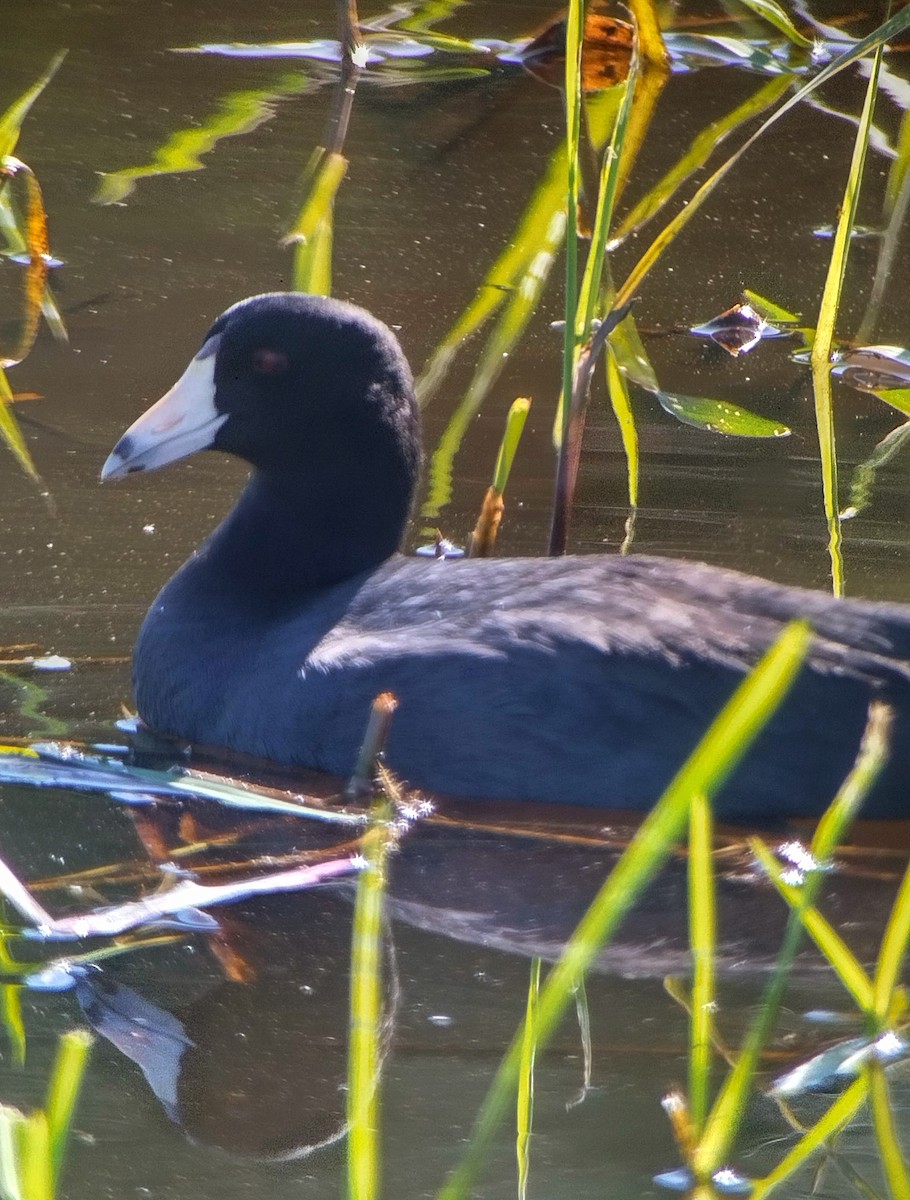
top-left (346, 692), bottom-right (399, 799)
top-left (469, 397), bottom-right (530, 557)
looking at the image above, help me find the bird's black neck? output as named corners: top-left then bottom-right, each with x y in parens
top-left (194, 462), bottom-right (413, 603)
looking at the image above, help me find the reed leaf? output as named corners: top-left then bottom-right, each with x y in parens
top-left (748, 1076), bottom-right (867, 1200)
top-left (44, 1031), bottom-right (91, 1189)
top-left (812, 43), bottom-right (883, 595)
top-left (516, 958), bottom-right (540, 1200)
top-left (437, 622), bottom-right (811, 1200)
top-left (0, 55), bottom-right (65, 163)
top-left (347, 802), bottom-right (390, 1200)
top-left (688, 792), bottom-right (716, 1135)
top-left (868, 1063), bottom-right (910, 1200)
top-left (734, 0), bottom-right (814, 48)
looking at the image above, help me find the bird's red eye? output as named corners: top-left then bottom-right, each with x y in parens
top-left (251, 348), bottom-right (289, 375)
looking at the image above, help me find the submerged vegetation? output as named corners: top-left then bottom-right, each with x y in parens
top-left (3, 0), bottom-right (910, 1197)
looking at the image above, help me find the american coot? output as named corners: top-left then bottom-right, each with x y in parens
top-left (102, 293), bottom-right (910, 819)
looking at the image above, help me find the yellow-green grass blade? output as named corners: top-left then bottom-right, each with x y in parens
top-left (613, 75), bottom-right (790, 244)
top-left (516, 958), bottom-right (540, 1200)
top-left (560, 0), bottom-right (585, 453)
top-left (576, 60), bottom-right (638, 340)
top-left (872, 857), bottom-right (910, 1024)
top-left (0, 1104), bottom-right (25, 1200)
top-left (688, 792), bottom-right (716, 1136)
top-left (614, 8), bottom-right (910, 312)
top-left (751, 840), bottom-right (875, 1011)
top-left (695, 702), bottom-right (890, 1176)
top-left (811, 43), bottom-right (883, 595)
top-left (0, 368), bottom-right (39, 481)
top-left (44, 1030), bottom-right (91, 1189)
top-left (284, 147), bottom-right (347, 296)
top-left (606, 344), bottom-right (638, 512)
top-left (868, 1063), bottom-right (910, 1200)
top-left (627, 0), bottom-right (669, 69)
top-left (95, 74), bottom-right (313, 204)
top-left (18, 1111), bottom-right (51, 1200)
top-left (0, 54), bottom-right (66, 163)
top-left (347, 804), bottom-right (390, 1200)
top-left (492, 398), bottom-right (530, 494)
top-left (734, 0), bottom-right (814, 48)
top-left (416, 145), bottom-right (567, 409)
top-left (0, 926), bottom-right (25, 1065)
top-left (437, 622), bottom-right (812, 1200)
top-left (858, 107), bottom-right (910, 343)
top-left (843, 419), bottom-right (910, 520)
top-left (748, 1076), bottom-right (867, 1200)
top-left (423, 207), bottom-right (565, 517)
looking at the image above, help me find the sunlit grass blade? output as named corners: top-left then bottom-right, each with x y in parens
top-left (423, 209), bottom-right (565, 517)
top-left (858, 107), bottom-right (910, 343)
top-left (0, 924), bottom-right (25, 1066)
top-left (605, 345), bottom-right (638, 509)
top-left (843, 419), bottom-right (910, 520)
top-left (612, 75), bottom-right (789, 244)
top-left (347, 800), bottom-right (391, 1200)
top-left (626, 0), bottom-right (669, 69)
top-left (811, 44), bottom-right (883, 595)
top-left (391, 0), bottom-right (468, 35)
top-left (0, 1103), bottom-right (25, 1200)
top-left (748, 1076), bottom-right (867, 1200)
top-left (735, 0), bottom-right (814, 48)
top-left (560, 0), bottom-right (584, 455)
top-left (688, 792), bottom-right (715, 1136)
top-left (868, 1063), bottom-right (910, 1200)
top-left (516, 958), bottom-right (540, 1200)
top-left (284, 147), bottom-right (348, 296)
top-left (576, 64), bottom-right (637, 340)
top-left (694, 701), bottom-right (891, 1177)
top-left (0, 368), bottom-right (39, 481)
top-left (613, 8), bottom-right (910, 311)
top-left (872, 856), bottom-right (910, 1023)
top-left (437, 622), bottom-right (812, 1200)
top-left (751, 841), bottom-right (875, 1011)
top-left (43, 1030), bottom-right (91, 1189)
top-left (469, 397), bottom-right (530, 557)
top-left (416, 144), bottom-right (567, 410)
top-left (0, 54), bottom-right (66, 162)
top-left (95, 74), bottom-right (313, 204)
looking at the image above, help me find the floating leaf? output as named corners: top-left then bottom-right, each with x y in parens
top-left (657, 391), bottom-right (790, 436)
top-left (832, 344), bottom-right (910, 391)
top-left (690, 302), bottom-right (782, 356)
top-left (518, 11), bottom-right (633, 91)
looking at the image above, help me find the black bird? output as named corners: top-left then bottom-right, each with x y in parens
top-left (102, 293), bottom-right (910, 819)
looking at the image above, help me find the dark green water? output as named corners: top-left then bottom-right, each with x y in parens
top-left (1, 2), bottom-right (909, 1196)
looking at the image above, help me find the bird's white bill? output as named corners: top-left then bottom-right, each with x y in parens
top-left (101, 339), bottom-right (227, 480)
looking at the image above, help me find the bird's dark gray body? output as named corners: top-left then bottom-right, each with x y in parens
top-left (135, 514), bottom-right (910, 818)
top-left (105, 292), bottom-right (910, 820)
